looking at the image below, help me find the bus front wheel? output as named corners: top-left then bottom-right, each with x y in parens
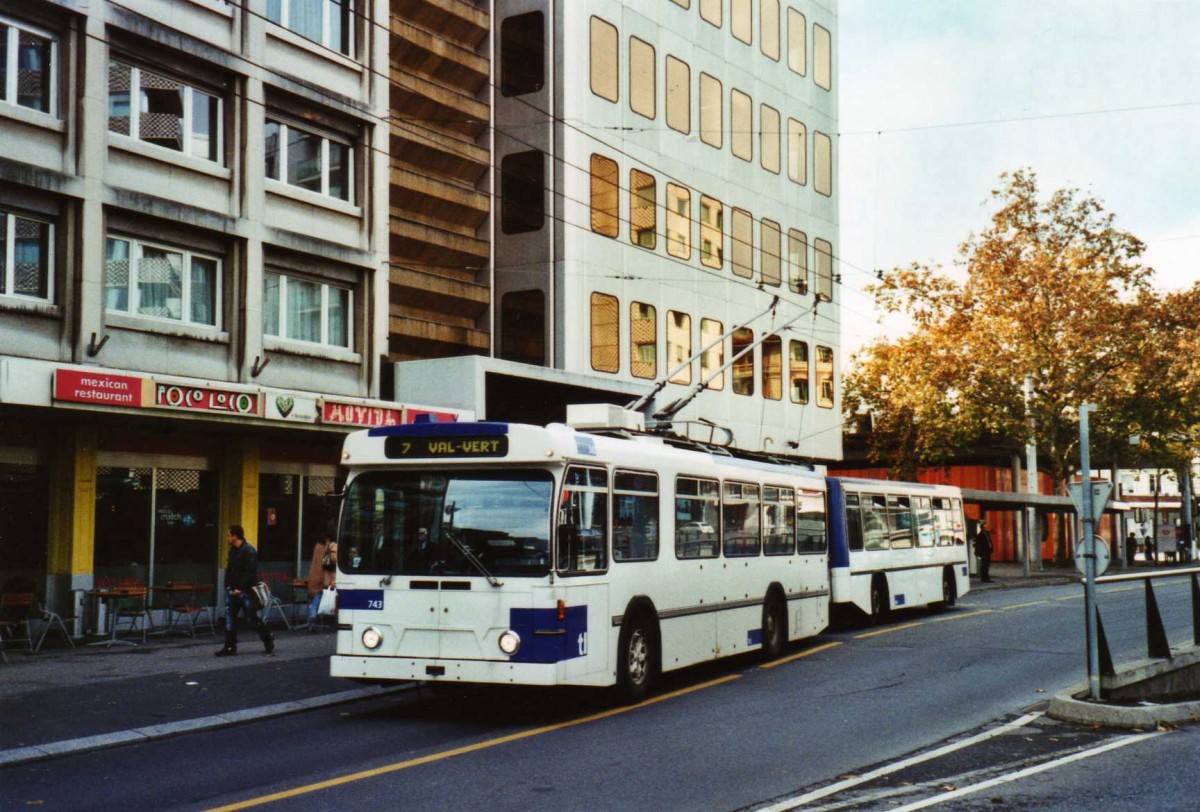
top-left (617, 613), bottom-right (656, 703)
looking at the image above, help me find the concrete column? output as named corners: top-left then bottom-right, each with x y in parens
top-left (219, 436), bottom-right (260, 576)
top-left (45, 425), bottom-right (98, 612)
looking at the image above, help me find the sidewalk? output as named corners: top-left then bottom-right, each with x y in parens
top-left (0, 560), bottom-right (1178, 768)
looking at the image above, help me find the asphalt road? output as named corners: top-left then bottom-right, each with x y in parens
top-left (4, 579), bottom-right (1198, 811)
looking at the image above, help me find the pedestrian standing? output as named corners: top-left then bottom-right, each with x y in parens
top-left (1145, 534), bottom-right (1157, 565)
top-left (215, 524), bottom-right (275, 657)
top-left (1125, 531), bottom-right (1138, 568)
top-left (974, 525), bottom-right (994, 583)
top-left (306, 533), bottom-right (337, 630)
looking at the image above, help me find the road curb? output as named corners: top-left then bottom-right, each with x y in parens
top-left (1047, 683), bottom-right (1200, 730)
top-left (0, 684), bottom-right (411, 769)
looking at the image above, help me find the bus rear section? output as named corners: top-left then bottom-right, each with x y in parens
top-left (826, 477), bottom-right (969, 622)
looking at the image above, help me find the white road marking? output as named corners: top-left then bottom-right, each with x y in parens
top-left (757, 711), bottom-right (1045, 811)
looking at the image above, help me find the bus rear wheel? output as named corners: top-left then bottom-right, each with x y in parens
top-left (617, 613), bottom-right (656, 703)
top-left (761, 597), bottom-right (785, 659)
top-left (869, 579), bottom-right (889, 625)
top-left (935, 569), bottom-right (956, 611)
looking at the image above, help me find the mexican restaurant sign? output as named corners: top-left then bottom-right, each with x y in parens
top-left (53, 369), bottom-right (148, 407)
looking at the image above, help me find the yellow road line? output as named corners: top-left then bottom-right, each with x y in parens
top-left (207, 673), bottom-right (742, 811)
top-left (1001, 600), bottom-right (1049, 611)
top-left (929, 609), bottom-right (993, 623)
top-left (761, 640), bottom-right (842, 668)
top-left (854, 621), bottom-right (923, 639)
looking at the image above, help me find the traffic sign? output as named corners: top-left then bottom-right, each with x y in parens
top-left (1074, 536), bottom-right (1111, 577)
top-left (1067, 480), bottom-right (1113, 522)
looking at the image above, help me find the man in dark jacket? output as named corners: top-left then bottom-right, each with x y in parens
top-left (974, 526), bottom-right (994, 583)
top-left (216, 524), bottom-right (275, 657)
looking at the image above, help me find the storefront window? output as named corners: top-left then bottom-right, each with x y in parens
top-left (258, 473), bottom-right (338, 584)
top-left (153, 468), bottom-right (219, 586)
top-left (95, 467), bottom-right (154, 586)
top-left (0, 461), bottom-right (48, 588)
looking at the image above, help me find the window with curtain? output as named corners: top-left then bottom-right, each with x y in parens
top-left (108, 59), bottom-right (222, 162)
top-left (104, 235), bottom-right (220, 327)
top-left (263, 271), bottom-right (352, 349)
top-left (630, 301), bottom-right (657, 380)
top-left (1, 18), bottom-right (55, 114)
top-left (267, 0), bottom-right (353, 56)
top-left (264, 118), bottom-right (353, 202)
top-left (590, 292), bottom-right (619, 373)
top-left (1, 210), bottom-right (53, 301)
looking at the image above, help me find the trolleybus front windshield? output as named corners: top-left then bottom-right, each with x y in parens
top-left (338, 470), bottom-right (555, 578)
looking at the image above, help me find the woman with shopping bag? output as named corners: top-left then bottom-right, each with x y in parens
top-left (306, 534), bottom-right (337, 630)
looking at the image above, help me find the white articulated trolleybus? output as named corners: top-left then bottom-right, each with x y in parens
top-left (826, 477), bottom-right (970, 622)
top-left (329, 406), bottom-right (830, 699)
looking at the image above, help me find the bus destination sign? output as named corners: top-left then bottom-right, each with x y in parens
top-left (384, 435), bottom-right (508, 459)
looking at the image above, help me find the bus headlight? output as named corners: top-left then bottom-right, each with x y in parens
top-left (361, 627), bottom-right (384, 650)
top-left (498, 630), bottom-right (521, 656)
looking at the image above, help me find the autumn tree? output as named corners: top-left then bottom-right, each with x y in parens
top-left (845, 169), bottom-right (1167, 504)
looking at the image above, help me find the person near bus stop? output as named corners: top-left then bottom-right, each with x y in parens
top-left (215, 524), bottom-right (275, 657)
top-left (306, 533), bottom-right (337, 629)
top-left (1125, 531), bottom-right (1138, 568)
top-left (974, 525), bottom-right (994, 583)
top-left (1144, 533), bottom-right (1157, 565)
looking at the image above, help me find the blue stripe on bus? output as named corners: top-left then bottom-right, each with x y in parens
top-left (337, 590), bottom-right (384, 610)
top-left (825, 478), bottom-right (851, 569)
top-left (509, 605), bottom-right (588, 664)
top-left (367, 422), bottom-right (510, 438)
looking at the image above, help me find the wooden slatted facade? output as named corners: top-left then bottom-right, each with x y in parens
top-left (388, 0), bottom-right (491, 360)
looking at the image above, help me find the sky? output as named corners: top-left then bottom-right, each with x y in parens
top-left (837, 0), bottom-right (1200, 365)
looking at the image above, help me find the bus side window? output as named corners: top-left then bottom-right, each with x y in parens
top-left (558, 466), bottom-right (608, 573)
top-left (613, 470), bottom-right (659, 562)
top-left (863, 495), bottom-right (889, 551)
top-left (675, 476), bottom-right (720, 559)
top-left (844, 492), bottom-right (863, 551)
top-left (723, 481), bottom-right (761, 557)
top-left (797, 487), bottom-right (826, 553)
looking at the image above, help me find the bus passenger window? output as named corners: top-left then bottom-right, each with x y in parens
top-left (723, 481), bottom-right (761, 557)
top-left (675, 476), bottom-right (719, 559)
top-left (915, 496), bottom-right (935, 546)
top-left (763, 486), bottom-right (794, 555)
top-left (844, 493), bottom-right (862, 551)
top-left (887, 495), bottom-right (914, 549)
top-left (612, 471), bottom-right (659, 562)
top-left (797, 488), bottom-right (826, 552)
top-left (558, 466), bottom-right (608, 573)
top-left (863, 495), bottom-right (889, 551)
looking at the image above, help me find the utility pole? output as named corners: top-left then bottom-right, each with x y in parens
top-left (1079, 404), bottom-right (1101, 701)
top-left (1184, 471), bottom-right (1195, 563)
top-left (1023, 376), bottom-right (1038, 575)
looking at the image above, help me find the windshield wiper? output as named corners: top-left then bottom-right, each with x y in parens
top-left (444, 529), bottom-right (502, 587)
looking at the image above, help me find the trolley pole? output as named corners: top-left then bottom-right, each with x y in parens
top-left (1079, 404), bottom-right (1101, 701)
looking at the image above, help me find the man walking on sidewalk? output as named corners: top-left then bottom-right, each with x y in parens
top-left (216, 524), bottom-right (275, 657)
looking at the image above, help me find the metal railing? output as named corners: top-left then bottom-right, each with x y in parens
top-left (1092, 565), bottom-right (1200, 677)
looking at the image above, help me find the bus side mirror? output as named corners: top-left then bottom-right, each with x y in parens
top-left (324, 491), bottom-right (345, 506)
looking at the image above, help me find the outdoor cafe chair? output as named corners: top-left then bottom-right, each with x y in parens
top-left (261, 586), bottom-right (293, 631)
top-left (33, 598), bottom-right (76, 653)
top-left (112, 587), bottom-right (153, 643)
top-left (0, 591), bottom-right (36, 654)
top-left (168, 584), bottom-right (215, 636)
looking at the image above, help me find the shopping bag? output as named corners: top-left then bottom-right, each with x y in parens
top-left (250, 581), bottom-right (272, 610)
top-left (317, 586), bottom-right (337, 616)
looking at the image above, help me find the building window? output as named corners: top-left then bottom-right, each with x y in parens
top-left (789, 340), bottom-right (809, 403)
top-left (264, 119), bottom-right (352, 202)
top-left (816, 345), bottom-right (834, 408)
top-left (732, 326), bottom-right (754, 396)
top-left (590, 16), bottom-right (618, 103)
top-left (108, 60), bottom-right (222, 163)
top-left (630, 301), bottom-right (657, 379)
top-left (500, 151), bottom-right (544, 234)
top-left (591, 292), bottom-right (619, 373)
top-left (105, 236), bottom-right (219, 327)
top-left (787, 9), bottom-right (806, 76)
top-left (666, 183), bottom-right (691, 259)
top-left (761, 0), bottom-right (780, 61)
top-left (630, 169), bottom-right (657, 249)
top-left (267, 0), bottom-right (353, 56)
top-left (699, 195), bottom-right (723, 269)
top-left (590, 154), bottom-right (619, 238)
top-left (814, 23), bottom-right (832, 90)
top-left (788, 118), bottom-right (807, 185)
top-left (629, 37), bottom-right (655, 119)
top-left (731, 207), bottom-right (752, 279)
top-left (788, 229), bottom-right (808, 294)
top-left (666, 56), bottom-right (690, 134)
top-left (500, 290), bottom-right (545, 365)
top-left (761, 104), bottom-right (781, 174)
top-left (263, 271), bottom-right (351, 348)
top-left (731, 88), bottom-right (752, 162)
top-left (700, 0), bottom-right (722, 28)
top-left (699, 73), bottom-right (722, 149)
top-left (815, 238), bottom-right (834, 301)
top-left (0, 211), bottom-right (52, 301)
top-left (732, 0), bottom-right (752, 44)
top-left (667, 310), bottom-right (692, 384)
top-left (762, 334), bottom-right (782, 400)
top-left (701, 317), bottom-right (724, 391)
top-left (761, 219), bottom-right (781, 287)
top-left (814, 130), bottom-right (833, 196)
top-left (1, 17), bottom-right (55, 114)
top-left (500, 12), bottom-right (544, 97)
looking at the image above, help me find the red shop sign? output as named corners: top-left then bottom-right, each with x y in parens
top-left (321, 400), bottom-right (403, 428)
top-left (53, 369), bottom-right (146, 408)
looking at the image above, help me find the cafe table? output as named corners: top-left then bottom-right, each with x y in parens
top-left (86, 588), bottom-right (144, 647)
